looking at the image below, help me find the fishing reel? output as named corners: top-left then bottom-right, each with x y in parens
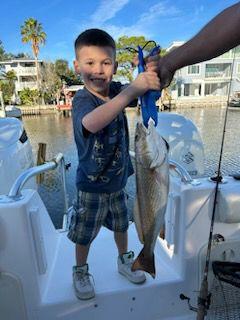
top-left (179, 292), bottom-right (211, 315)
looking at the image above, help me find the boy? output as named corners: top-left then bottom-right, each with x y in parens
top-left (68, 28), bottom-right (160, 300)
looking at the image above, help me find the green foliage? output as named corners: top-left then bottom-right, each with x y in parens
top-left (55, 59), bottom-right (83, 85)
top-left (3, 70), bottom-right (17, 82)
top-left (21, 18), bottom-right (46, 58)
top-left (0, 39), bottom-right (31, 61)
top-left (19, 88), bottom-right (40, 105)
top-left (0, 70), bottom-right (17, 104)
top-left (0, 81), bottom-right (15, 104)
top-left (55, 59), bottom-right (69, 77)
top-left (41, 61), bottom-right (62, 103)
top-left (116, 36), bottom-right (162, 82)
top-left (0, 40), bottom-right (14, 61)
top-left (0, 41), bottom-right (5, 61)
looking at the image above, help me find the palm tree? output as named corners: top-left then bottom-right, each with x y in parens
top-left (21, 18), bottom-right (46, 93)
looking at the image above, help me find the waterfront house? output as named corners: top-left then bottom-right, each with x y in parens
top-left (0, 58), bottom-right (43, 94)
top-left (167, 42), bottom-right (240, 106)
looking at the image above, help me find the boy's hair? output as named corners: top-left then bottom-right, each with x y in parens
top-left (75, 29), bottom-right (116, 58)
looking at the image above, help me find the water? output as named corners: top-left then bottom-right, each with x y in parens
top-left (22, 107), bottom-right (240, 228)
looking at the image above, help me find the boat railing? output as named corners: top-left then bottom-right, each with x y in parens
top-left (129, 150), bottom-right (194, 184)
top-left (8, 153), bottom-right (69, 224)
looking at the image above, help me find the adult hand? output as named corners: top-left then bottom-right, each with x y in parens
top-left (158, 56), bottom-right (175, 90)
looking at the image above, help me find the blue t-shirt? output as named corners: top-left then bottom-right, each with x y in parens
top-left (72, 81), bottom-right (134, 193)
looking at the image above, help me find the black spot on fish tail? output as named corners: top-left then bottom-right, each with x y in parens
top-left (131, 248), bottom-right (156, 278)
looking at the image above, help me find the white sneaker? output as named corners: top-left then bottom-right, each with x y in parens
top-left (73, 264), bottom-right (95, 300)
top-left (118, 251), bottom-right (146, 284)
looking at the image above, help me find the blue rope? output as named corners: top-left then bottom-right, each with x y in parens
top-left (137, 45), bottom-right (161, 127)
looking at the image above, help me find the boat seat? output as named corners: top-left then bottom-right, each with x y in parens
top-left (215, 185), bottom-right (240, 223)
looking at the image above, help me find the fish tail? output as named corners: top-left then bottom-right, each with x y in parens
top-left (131, 248), bottom-right (156, 278)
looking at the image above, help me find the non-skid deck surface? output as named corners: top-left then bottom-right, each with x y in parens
top-left (43, 224), bottom-right (181, 306)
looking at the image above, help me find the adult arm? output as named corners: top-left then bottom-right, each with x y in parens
top-left (158, 2), bottom-right (240, 89)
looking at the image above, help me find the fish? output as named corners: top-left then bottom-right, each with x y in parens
top-left (132, 119), bottom-right (169, 278)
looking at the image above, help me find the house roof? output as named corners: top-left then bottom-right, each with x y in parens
top-left (0, 58), bottom-right (43, 64)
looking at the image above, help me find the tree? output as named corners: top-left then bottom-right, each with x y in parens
top-left (41, 61), bottom-right (62, 104)
top-left (0, 41), bottom-right (5, 61)
top-left (0, 40), bottom-right (13, 61)
top-left (116, 36), bottom-right (158, 82)
top-left (21, 18), bottom-right (46, 92)
top-left (0, 70), bottom-right (17, 104)
top-left (55, 59), bottom-right (83, 86)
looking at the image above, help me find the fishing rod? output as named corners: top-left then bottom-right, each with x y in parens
top-left (196, 47), bottom-right (237, 320)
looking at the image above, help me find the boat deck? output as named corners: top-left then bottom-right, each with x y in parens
top-left (40, 224), bottom-right (185, 319)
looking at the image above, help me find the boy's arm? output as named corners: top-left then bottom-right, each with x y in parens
top-left (82, 71), bottom-right (160, 133)
top-left (158, 2), bottom-right (240, 89)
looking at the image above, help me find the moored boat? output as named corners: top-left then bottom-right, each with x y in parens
top-left (228, 97), bottom-right (240, 110)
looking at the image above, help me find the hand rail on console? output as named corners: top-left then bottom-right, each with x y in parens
top-left (129, 150), bottom-right (193, 184)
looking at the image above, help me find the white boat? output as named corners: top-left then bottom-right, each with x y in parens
top-left (228, 97), bottom-right (240, 110)
top-left (0, 91), bottom-right (22, 118)
top-left (1, 114), bottom-right (240, 320)
top-left (0, 105), bottom-right (22, 118)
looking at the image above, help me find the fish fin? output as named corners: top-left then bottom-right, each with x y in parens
top-left (133, 200), bottom-right (144, 244)
top-left (131, 248), bottom-right (156, 278)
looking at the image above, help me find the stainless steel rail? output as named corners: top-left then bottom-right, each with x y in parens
top-left (8, 154), bottom-right (69, 217)
top-left (6, 153), bottom-right (70, 230)
top-left (129, 150), bottom-right (193, 184)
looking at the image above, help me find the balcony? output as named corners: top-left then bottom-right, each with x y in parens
top-left (17, 81), bottom-right (37, 91)
top-left (17, 67), bottom-right (37, 76)
top-left (205, 71), bottom-right (231, 78)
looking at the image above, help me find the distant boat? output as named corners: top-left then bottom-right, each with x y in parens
top-left (228, 97), bottom-right (240, 110)
top-left (0, 91), bottom-right (22, 118)
top-left (0, 105), bottom-right (22, 118)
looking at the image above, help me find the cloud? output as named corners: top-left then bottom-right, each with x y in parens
top-left (75, 1), bottom-right (181, 42)
top-left (139, 1), bottom-right (180, 24)
top-left (90, 0), bottom-right (130, 24)
top-left (100, 1), bottom-right (181, 40)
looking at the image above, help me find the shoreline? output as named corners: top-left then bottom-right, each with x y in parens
top-left (18, 99), bottom-right (228, 117)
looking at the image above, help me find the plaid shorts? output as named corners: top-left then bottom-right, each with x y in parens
top-left (67, 189), bottom-right (129, 245)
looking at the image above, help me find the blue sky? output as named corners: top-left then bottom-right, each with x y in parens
top-left (0, 0), bottom-right (238, 66)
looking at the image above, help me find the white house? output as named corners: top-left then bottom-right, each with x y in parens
top-left (167, 42), bottom-right (240, 99)
top-left (0, 58), bottom-right (43, 93)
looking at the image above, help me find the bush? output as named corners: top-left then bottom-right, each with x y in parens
top-left (0, 81), bottom-right (15, 104)
top-left (19, 88), bottom-right (40, 105)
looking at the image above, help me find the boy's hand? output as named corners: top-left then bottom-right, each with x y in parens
top-left (130, 71), bottom-right (160, 97)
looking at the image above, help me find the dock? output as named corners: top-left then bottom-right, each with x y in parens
top-left (56, 104), bottom-right (72, 116)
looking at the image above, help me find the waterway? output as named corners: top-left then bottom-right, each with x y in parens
top-left (22, 107), bottom-right (240, 228)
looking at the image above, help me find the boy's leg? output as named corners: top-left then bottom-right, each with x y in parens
top-left (68, 191), bottom-right (106, 300)
top-left (114, 231), bottom-right (128, 255)
top-left (76, 243), bottom-right (90, 266)
top-left (73, 243), bottom-right (95, 300)
top-left (108, 190), bottom-right (146, 284)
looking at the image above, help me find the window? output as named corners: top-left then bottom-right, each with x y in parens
top-left (237, 63), bottom-right (240, 75)
top-left (184, 83), bottom-right (201, 96)
top-left (205, 63), bottom-right (231, 78)
top-left (187, 65), bottom-right (200, 75)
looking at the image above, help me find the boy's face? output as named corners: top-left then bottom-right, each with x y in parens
top-left (74, 46), bottom-right (117, 97)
